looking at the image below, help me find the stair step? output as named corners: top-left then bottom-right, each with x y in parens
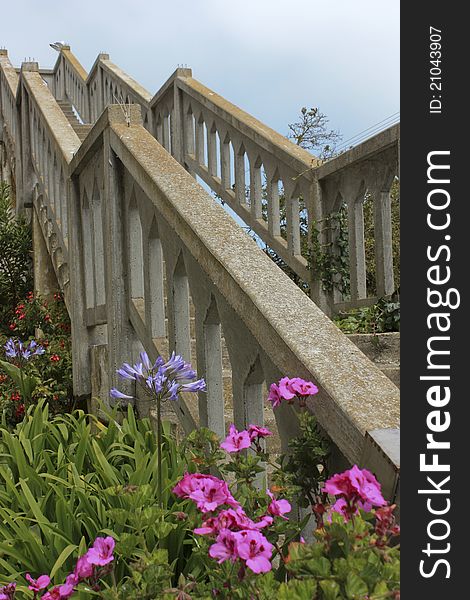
top-left (379, 365), bottom-right (400, 388)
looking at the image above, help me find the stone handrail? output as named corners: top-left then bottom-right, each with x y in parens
top-left (47, 48), bottom-right (400, 316)
top-left (51, 47), bottom-right (89, 121)
top-left (67, 105), bottom-right (398, 475)
top-left (16, 62), bottom-right (81, 296)
top-left (0, 50), bottom-right (18, 154)
top-left (1, 51), bottom-right (400, 501)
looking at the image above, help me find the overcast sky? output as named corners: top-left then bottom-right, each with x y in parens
top-left (2, 0), bottom-right (399, 146)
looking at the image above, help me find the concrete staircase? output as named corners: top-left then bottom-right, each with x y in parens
top-left (56, 100), bottom-right (92, 142)
top-left (347, 333), bottom-right (400, 389)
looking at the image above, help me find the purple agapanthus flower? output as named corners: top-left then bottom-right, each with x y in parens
top-left (4, 338), bottom-right (45, 361)
top-left (111, 350), bottom-right (206, 404)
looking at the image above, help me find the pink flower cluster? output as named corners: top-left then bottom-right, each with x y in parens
top-left (220, 424), bottom-right (272, 453)
top-left (1, 537), bottom-right (115, 600)
top-left (267, 377), bottom-right (318, 409)
top-left (173, 472), bottom-right (240, 513)
top-left (323, 465), bottom-right (386, 521)
top-left (173, 471), bottom-right (291, 574)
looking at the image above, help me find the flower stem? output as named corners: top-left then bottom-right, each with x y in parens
top-left (157, 395), bottom-right (163, 508)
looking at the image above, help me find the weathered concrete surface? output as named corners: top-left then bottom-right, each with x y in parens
top-left (32, 207), bottom-right (59, 298)
top-left (348, 332), bottom-right (400, 388)
top-left (1, 47), bottom-right (400, 497)
top-left (108, 118), bottom-right (399, 465)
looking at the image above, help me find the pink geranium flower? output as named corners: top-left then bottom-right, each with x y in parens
top-left (236, 530), bottom-right (273, 573)
top-left (0, 583), bottom-right (16, 600)
top-left (86, 536), bottom-right (115, 566)
top-left (74, 553), bottom-right (94, 579)
top-left (266, 489), bottom-right (291, 519)
top-left (268, 377), bottom-right (319, 408)
top-left (220, 424), bottom-right (251, 453)
top-left (267, 383), bottom-right (282, 408)
top-left (247, 424), bottom-right (272, 441)
top-left (173, 473), bottom-right (239, 512)
top-left (42, 583), bottom-right (74, 600)
top-left (173, 472), bottom-right (221, 498)
top-left (189, 477), bottom-right (239, 512)
top-left (348, 465), bottom-right (386, 507)
top-left (194, 508), bottom-right (272, 535)
top-left (278, 377), bottom-right (296, 401)
top-left (26, 574), bottom-right (51, 592)
top-left (287, 377), bottom-right (319, 397)
top-left (323, 465), bottom-right (386, 516)
top-left (209, 529), bottom-right (239, 563)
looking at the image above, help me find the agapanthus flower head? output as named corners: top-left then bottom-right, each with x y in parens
top-left (220, 424), bottom-right (251, 453)
top-left (4, 338), bottom-right (45, 361)
top-left (112, 351), bottom-right (205, 403)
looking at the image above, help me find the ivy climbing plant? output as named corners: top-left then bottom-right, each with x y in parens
top-left (308, 204), bottom-right (350, 297)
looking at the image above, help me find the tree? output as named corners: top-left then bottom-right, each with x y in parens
top-left (287, 106), bottom-right (342, 160)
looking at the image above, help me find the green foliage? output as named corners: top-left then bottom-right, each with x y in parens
top-left (272, 411), bottom-right (330, 508)
top-left (0, 402), bottom-right (195, 589)
top-left (309, 206), bottom-right (350, 296)
top-left (111, 510), bottom-right (400, 599)
top-left (334, 297), bottom-right (400, 334)
top-left (363, 180), bottom-right (400, 296)
top-left (285, 512), bottom-right (400, 599)
top-left (0, 183), bottom-right (33, 325)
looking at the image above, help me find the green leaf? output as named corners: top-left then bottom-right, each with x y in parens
top-left (345, 572), bottom-right (369, 599)
top-left (319, 579), bottom-right (340, 600)
top-left (279, 579), bottom-right (317, 599)
top-left (49, 544), bottom-right (78, 579)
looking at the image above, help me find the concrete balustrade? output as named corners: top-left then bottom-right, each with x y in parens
top-left (0, 47), bottom-right (400, 503)
top-left (46, 47), bottom-right (399, 315)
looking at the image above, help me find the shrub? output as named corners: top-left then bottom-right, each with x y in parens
top-left (0, 294), bottom-right (73, 423)
top-left (0, 183), bottom-right (32, 328)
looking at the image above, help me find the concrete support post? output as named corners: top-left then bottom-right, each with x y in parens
top-left (103, 128), bottom-right (133, 393)
top-left (16, 63), bottom-right (38, 214)
top-left (374, 188), bottom-right (394, 297)
top-left (32, 206), bottom-right (59, 299)
top-left (309, 178), bottom-right (332, 315)
top-left (173, 81), bottom-right (185, 164)
top-left (68, 176), bottom-right (92, 396)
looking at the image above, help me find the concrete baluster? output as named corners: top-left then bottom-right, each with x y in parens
top-left (346, 181), bottom-right (367, 301)
top-left (374, 185), bottom-right (395, 297)
top-left (250, 155), bottom-right (263, 220)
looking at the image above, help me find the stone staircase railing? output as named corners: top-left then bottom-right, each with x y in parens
top-left (0, 50), bottom-right (18, 189)
top-left (50, 47), bottom-right (400, 316)
top-left (0, 48), bottom-right (400, 503)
